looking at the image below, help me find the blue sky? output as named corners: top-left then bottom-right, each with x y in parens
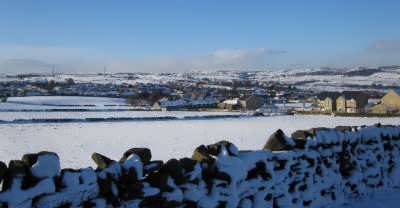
top-left (0, 0), bottom-right (399, 73)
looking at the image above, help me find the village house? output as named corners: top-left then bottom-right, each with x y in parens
top-left (218, 98), bottom-right (241, 111)
top-left (217, 95), bottom-right (266, 111)
top-left (370, 89), bottom-right (400, 114)
top-left (345, 97), bottom-right (359, 113)
top-left (314, 92), bottom-right (341, 113)
top-left (240, 96), bottom-right (265, 111)
top-left (336, 96), bottom-right (356, 113)
top-left (314, 91), bottom-right (368, 114)
top-left (336, 93), bottom-right (368, 113)
top-left (319, 97), bottom-right (335, 113)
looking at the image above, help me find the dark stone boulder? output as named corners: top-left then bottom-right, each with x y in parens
top-left (291, 130), bottom-right (311, 149)
top-left (335, 126), bottom-right (354, 132)
top-left (192, 145), bottom-right (213, 162)
top-left (120, 148), bottom-right (151, 163)
top-left (92, 153), bottom-right (115, 169)
top-left (273, 158), bottom-right (288, 171)
top-left (291, 128), bottom-right (333, 148)
top-left (97, 174), bottom-right (119, 206)
top-left (338, 151), bottom-right (354, 178)
top-left (117, 169), bottom-right (144, 200)
top-left (311, 127), bottom-right (331, 133)
top-left (0, 161), bottom-right (7, 183)
top-left (57, 168), bottom-right (80, 188)
top-left (291, 130), bottom-right (314, 140)
top-left (161, 159), bottom-right (184, 185)
top-left (179, 158), bottom-right (198, 173)
top-left (145, 171), bottom-right (170, 192)
top-left (246, 161), bottom-right (271, 180)
top-left (206, 141), bottom-right (239, 156)
top-left (28, 151), bottom-right (60, 179)
top-left (7, 160), bottom-right (26, 177)
top-left (144, 160), bottom-right (163, 175)
top-left (21, 153), bottom-right (38, 167)
top-left (146, 159), bottom-right (185, 191)
top-left (192, 141), bottom-right (239, 162)
top-left (2, 160), bottom-right (27, 190)
top-left (21, 151), bottom-right (58, 168)
top-left (263, 129), bottom-right (294, 151)
top-left (215, 171), bottom-right (231, 184)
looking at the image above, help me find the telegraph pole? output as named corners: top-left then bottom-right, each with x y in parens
top-left (52, 65), bottom-right (56, 77)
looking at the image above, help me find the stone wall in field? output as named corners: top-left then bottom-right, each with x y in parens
top-left (0, 124), bottom-right (399, 207)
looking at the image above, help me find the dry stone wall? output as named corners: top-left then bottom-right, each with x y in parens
top-left (0, 124), bottom-right (399, 207)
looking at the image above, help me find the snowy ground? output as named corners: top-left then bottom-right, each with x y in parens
top-left (0, 115), bottom-right (399, 168)
top-left (1, 102), bottom-right (400, 207)
top-left (0, 97), bottom-right (248, 122)
top-left (0, 109), bottom-right (245, 121)
top-left (6, 96), bottom-right (127, 106)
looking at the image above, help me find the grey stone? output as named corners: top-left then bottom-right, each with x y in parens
top-left (92, 153), bottom-right (115, 169)
top-left (263, 129), bottom-right (294, 151)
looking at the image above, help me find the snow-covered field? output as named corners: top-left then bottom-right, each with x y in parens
top-left (1, 97), bottom-right (400, 207)
top-left (1, 115), bottom-right (399, 168)
top-left (6, 96), bottom-right (127, 106)
top-left (0, 111), bottom-right (245, 121)
top-left (0, 99), bottom-right (245, 122)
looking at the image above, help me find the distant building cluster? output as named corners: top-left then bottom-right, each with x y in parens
top-left (309, 90), bottom-right (400, 115)
top-left (312, 91), bottom-right (368, 113)
top-left (0, 73), bottom-right (308, 113)
top-left (1, 70), bottom-right (400, 116)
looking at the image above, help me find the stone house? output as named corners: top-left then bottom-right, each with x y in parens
top-left (240, 96), bottom-right (265, 111)
top-left (335, 96), bottom-right (347, 113)
top-left (315, 91), bottom-right (368, 113)
top-left (319, 97), bottom-right (335, 113)
top-left (370, 89), bottom-right (400, 114)
top-left (345, 98), bottom-right (358, 113)
top-left (314, 92), bottom-right (341, 113)
top-left (218, 98), bottom-right (242, 111)
top-left (336, 92), bottom-right (368, 113)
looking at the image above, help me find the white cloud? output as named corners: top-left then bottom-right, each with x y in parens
top-left (107, 48), bottom-right (287, 72)
top-left (212, 48), bottom-right (262, 62)
top-left (211, 48), bottom-right (286, 63)
top-left (1, 41), bottom-right (400, 74)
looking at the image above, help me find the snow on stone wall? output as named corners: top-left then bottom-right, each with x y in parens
top-left (0, 124), bottom-right (399, 207)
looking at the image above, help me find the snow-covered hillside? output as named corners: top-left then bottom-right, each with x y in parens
top-left (2, 66), bottom-right (400, 92)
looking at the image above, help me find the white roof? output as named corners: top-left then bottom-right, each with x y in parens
top-left (223, 98), bottom-right (239, 105)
